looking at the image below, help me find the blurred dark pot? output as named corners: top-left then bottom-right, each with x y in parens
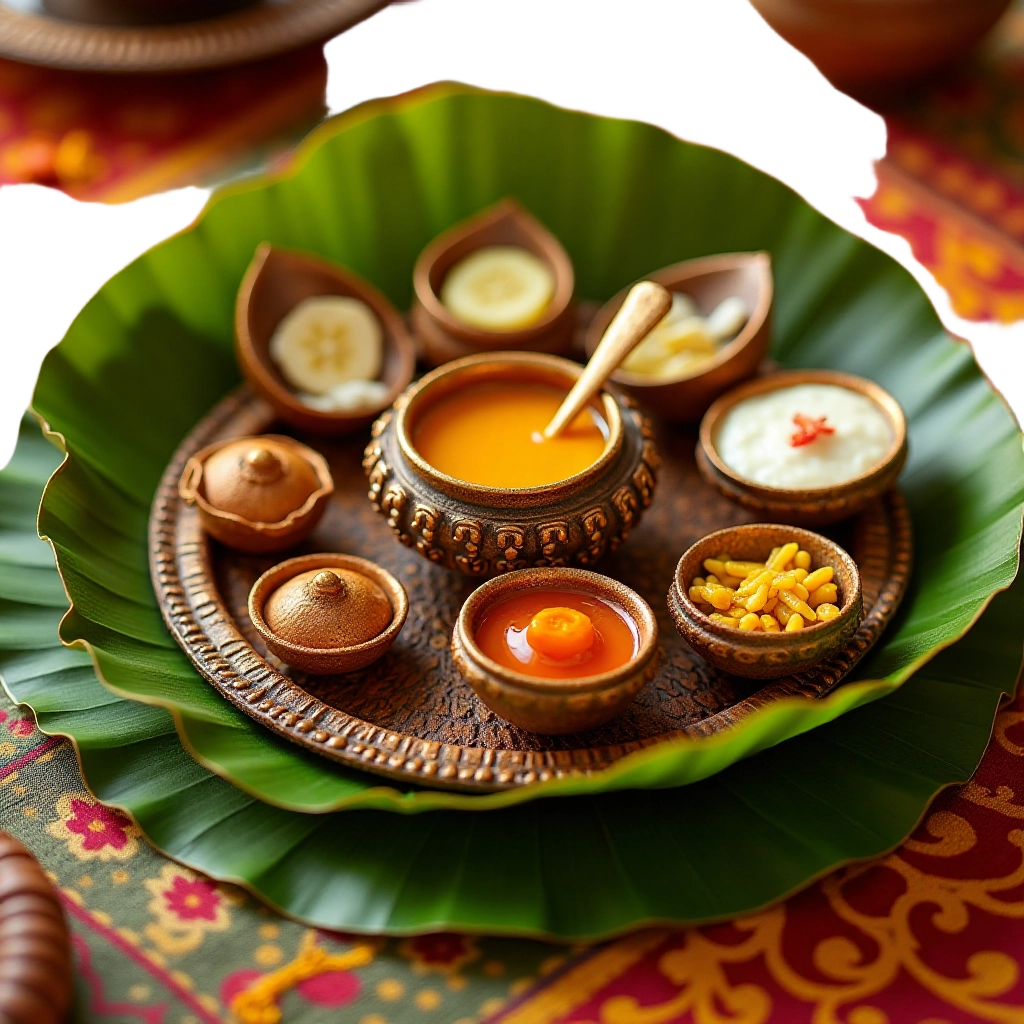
top-left (44, 0), bottom-right (255, 25)
top-left (749, 0), bottom-right (1013, 94)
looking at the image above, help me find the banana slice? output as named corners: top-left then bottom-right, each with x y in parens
top-left (441, 246), bottom-right (555, 331)
top-left (623, 314), bottom-right (715, 374)
top-left (706, 296), bottom-right (749, 340)
top-left (270, 295), bottom-right (383, 396)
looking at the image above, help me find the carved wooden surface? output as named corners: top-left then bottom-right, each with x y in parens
top-left (150, 386), bottom-right (912, 792)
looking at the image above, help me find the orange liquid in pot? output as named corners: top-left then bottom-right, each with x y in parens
top-left (411, 382), bottom-right (608, 488)
top-left (475, 589), bottom-right (638, 679)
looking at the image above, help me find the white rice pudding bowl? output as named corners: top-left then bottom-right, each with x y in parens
top-left (716, 383), bottom-right (893, 489)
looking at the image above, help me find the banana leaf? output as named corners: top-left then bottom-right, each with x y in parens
top-left (29, 84), bottom-right (1024, 816)
top-left (3, 413), bottom-right (1021, 937)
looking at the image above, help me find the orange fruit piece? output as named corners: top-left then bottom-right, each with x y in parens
top-left (526, 607), bottom-right (595, 661)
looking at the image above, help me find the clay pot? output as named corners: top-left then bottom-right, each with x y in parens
top-left (749, 0), bottom-right (1012, 94)
top-left (668, 524), bottom-right (862, 680)
top-left (249, 553), bottom-right (408, 674)
top-left (236, 244), bottom-right (415, 435)
top-left (697, 369), bottom-right (907, 526)
top-left (452, 567), bottom-right (660, 734)
top-left (584, 252), bottom-right (772, 424)
top-left (363, 352), bottom-right (660, 575)
top-left (411, 198), bottom-right (576, 366)
top-left (179, 434), bottom-right (333, 553)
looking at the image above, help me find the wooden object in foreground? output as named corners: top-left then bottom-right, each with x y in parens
top-left (148, 382), bottom-right (911, 792)
top-left (0, 832), bottom-right (72, 1024)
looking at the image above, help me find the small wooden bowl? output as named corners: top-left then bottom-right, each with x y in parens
top-left (249, 553), bottom-right (409, 675)
top-left (584, 252), bottom-right (773, 423)
top-left (451, 567), bottom-right (660, 734)
top-left (179, 434), bottom-right (333, 553)
top-left (364, 352), bottom-right (661, 575)
top-left (668, 524), bottom-right (862, 680)
top-left (236, 243), bottom-right (416, 435)
top-left (411, 198), bottom-right (576, 367)
top-left (697, 369), bottom-right (907, 526)
top-left (43, 0), bottom-right (253, 24)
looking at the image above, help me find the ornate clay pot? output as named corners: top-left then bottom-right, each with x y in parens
top-left (363, 352), bottom-right (660, 576)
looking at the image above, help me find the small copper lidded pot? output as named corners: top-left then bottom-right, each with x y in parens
top-left (697, 369), bottom-right (907, 526)
top-left (411, 198), bottom-right (576, 367)
top-left (452, 568), bottom-right (660, 734)
top-left (668, 524), bottom-right (862, 679)
top-left (363, 351), bottom-right (660, 576)
top-left (179, 435), bottom-right (333, 553)
top-left (248, 553), bottom-right (408, 675)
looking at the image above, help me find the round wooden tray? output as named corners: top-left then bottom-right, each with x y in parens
top-left (151, 383), bottom-right (913, 793)
top-left (0, 0), bottom-right (386, 72)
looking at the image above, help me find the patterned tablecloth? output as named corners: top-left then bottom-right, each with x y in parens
top-left (3, 7), bottom-right (1024, 1023)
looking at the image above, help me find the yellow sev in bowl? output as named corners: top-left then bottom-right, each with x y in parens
top-left (688, 541), bottom-right (840, 632)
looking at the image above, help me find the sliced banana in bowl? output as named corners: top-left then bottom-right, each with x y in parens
top-left (440, 246), bottom-right (555, 332)
top-left (236, 244), bottom-right (416, 435)
top-left (270, 295), bottom-right (384, 396)
top-left (411, 198), bottom-right (576, 367)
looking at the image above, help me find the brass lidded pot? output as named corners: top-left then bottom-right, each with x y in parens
top-left (363, 352), bottom-right (661, 576)
top-left (249, 553), bottom-right (408, 674)
top-left (179, 434), bottom-right (333, 552)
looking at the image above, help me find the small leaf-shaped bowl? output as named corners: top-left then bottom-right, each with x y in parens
top-left (451, 567), bottom-right (660, 734)
top-left (584, 252), bottom-right (773, 422)
top-left (411, 198), bottom-right (576, 367)
top-left (697, 369), bottom-right (908, 525)
top-left (249, 553), bottom-right (409, 675)
top-left (179, 434), bottom-right (333, 553)
top-left (236, 243), bottom-right (416, 435)
top-left (668, 524), bottom-right (862, 680)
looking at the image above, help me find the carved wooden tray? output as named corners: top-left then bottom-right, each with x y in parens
top-left (150, 386), bottom-right (912, 792)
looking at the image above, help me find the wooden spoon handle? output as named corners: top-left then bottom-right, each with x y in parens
top-left (543, 281), bottom-right (672, 440)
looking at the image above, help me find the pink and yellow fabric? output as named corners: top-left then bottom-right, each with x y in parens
top-left (3, 11), bottom-right (1024, 1024)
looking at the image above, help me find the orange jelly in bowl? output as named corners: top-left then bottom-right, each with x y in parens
top-left (411, 381), bottom-right (608, 488)
top-left (474, 589), bottom-right (639, 679)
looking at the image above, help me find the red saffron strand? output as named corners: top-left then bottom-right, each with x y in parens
top-left (790, 413), bottom-right (835, 448)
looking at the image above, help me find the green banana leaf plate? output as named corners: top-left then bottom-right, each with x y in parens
top-left (3, 413), bottom-right (1022, 937)
top-left (29, 84), bottom-right (1024, 816)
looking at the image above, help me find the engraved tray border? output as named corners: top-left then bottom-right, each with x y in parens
top-left (150, 386), bottom-right (913, 793)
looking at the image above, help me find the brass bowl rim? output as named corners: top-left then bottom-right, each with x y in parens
top-left (671, 523), bottom-right (861, 642)
top-left (412, 199), bottom-right (575, 344)
top-left (698, 369), bottom-right (907, 500)
top-left (586, 251), bottom-right (774, 389)
top-left (395, 352), bottom-right (624, 501)
top-left (454, 567), bottom-right (658, 694)
top-left (179, 434), bottom-right (334, 532)
top-left (235, 243), bottom-right (417, 431)
top-left (248, 552), bottom-right (409, 657)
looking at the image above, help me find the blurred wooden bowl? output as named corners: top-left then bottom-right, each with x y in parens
top-left (749, 0), bottom-right (1012, 94)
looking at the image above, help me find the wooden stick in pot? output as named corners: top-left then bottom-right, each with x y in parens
top-left (543, 280), bottom-right (672, 440)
